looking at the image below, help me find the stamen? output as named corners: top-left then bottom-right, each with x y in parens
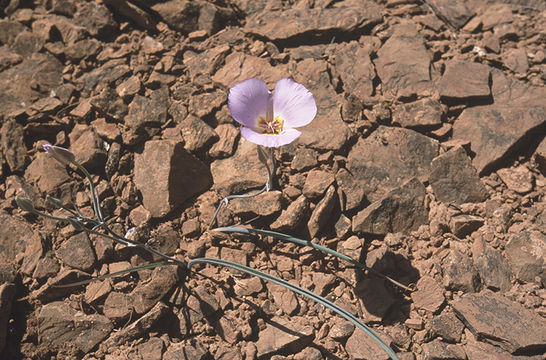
top-left (257, 116), bottom-right (283, 135)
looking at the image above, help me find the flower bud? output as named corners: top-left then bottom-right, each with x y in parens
top-left (42, 144), bottom-right (75, 165)
top-left (15, 196), bottom-right (36, 213)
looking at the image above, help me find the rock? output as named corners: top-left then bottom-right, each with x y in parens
top-left (38, 301), bottom-right (113, 353)
top-left (0, 46), bottom-right (22, 71)
top-left (136, 337), bottom-right (165, 360)
top-left (534, 137), bottom-right (546, 175)
top-left (452, 290), bottom-right (546, 354)
top-left (21, 231), bottom-right (43, 276)
top-left (329, 320), bottom-right (355, 341)
top-left (212, 52), bottom-right (287, 88)
top-left (334, 41), bottom-right (375, 101)
top-left (0, 213), bottom-right (33, 270)
top-left (55, 232), bottom-right (96, 272)
top-left (115, 75), bottom-right (141, 99)
top-left (179, 114), bottom-right (218, 152)
top-left (347, 126), bottom-right (439, 202)
top-left (411, 276), bottom-right (445, 313)
top-left (141, 36), bottom-right (163, 54)
top-left (352, 177), bottom-right (428, 235)
top-left (426, 0), bottom-right (474, 29)
top-left (290, 147), bottom-right (318, 172)
top-left (255, 316), bottom-right (313, 358)
top-left (421, 340), bottom-right (466, 360)
top-left (355, 277), bottom-right (396, 322)
top-left (64, 39), bottom-right (101, 61)
top-left (33, 269), bottom-right (91, 302)
top-left (74, 2), bottom-right (117, 38)
top-left (270, 195), bottom-right (309, 231)
top-left (441, 249), bottom-right (481, 293)
top-left (267, 283), bottom-right (299, 316)
top-left (163, 340), bottom-right (209, 360)
top-left (1, 120), bottom-right (26, 173)
top-left (453, 104), bottom-right (545, 174)
top-left (90, 87), bottom-right (128, 121)
top-left (429, 308), bottom-right (465, 343)
top-left (126, 86), bottom-right (169, 132)
top-left (134, 140), bottom-right (212, 217)
top-left (497, 166), bottom-right (533, 194)
top-left (503, 48), bottom-right (529, 74)
top-left (183, 44), bottom-right (230, 81)
top-left (505, 231), bottom-right (545, 285)
top-left (471, 239), bottom-right (512, 291)
top-left (429, 146), bottom-right (488, 204)
top-left (229, 190), bottom-right (282, 217)
top-left (302, 169), bottom-right (335, 200)
top-left (336, 168), bottom-right (366, 212)
top-left (210, 137), bottom-right (268, 197)
top-left (131, 266), bottom-right (178, 314)
top-left (209, 124), bottom-right (238, 158)
top-left (245, 3), bottom-right (382, 41)
top-left (345, 327), bottom-right (393, 360)
top-left (11, 31), bottom-right (45, 57)
top-left (84, 280), bottom-right (111, 305)
top-left (0, 283), bottom-right (16, 355)
top-left (189, 90), bottom-right (226, 118)
top-left (439, 60), bottom-right (491, 101)
top-left (102, 302), bottom-right (169, 348)
top-left (374, 22), bottom-right (432, 99)
top-left (0, 20), bottom-right (26, 45)
top-left (77, 59), bottom-right (130, 97)
top-left (69, 128), bottom-right (107, 170)
top-left (464, 331), bottom-right (544, 360)
top-left (307, 185), bottom-right (337, 238)
top-left (450, 214), bottom-right (484, 238)
top-left (233, 276), bottom-right (263, 297)
top-left (186, 285), bottom-right (220, 324)
top-left (0, 53), bottom-right (63, 117)
top-left (392, 98), bottom-right (444, 128)
top-left (103, 291), bottom-right (132, 322)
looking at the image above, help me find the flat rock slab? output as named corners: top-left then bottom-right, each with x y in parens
top-left (429, 146), bottom-right (488, 204)
top-left (134, 140), bottom-right (212, 218)
top-left (439, 61), bottom-right (491, 101)
top-left (392, 98), bottom-right (444, 128)
top-left (505, 231), bottom-right (545, 285)
top-left (453, 105), bottom-right (546, 174)
top-left (38, 301), bottom-right (113, 353)
top-left (374, 22), bottom-right (432, 99)
top-left (255, 316), bottom-right (313, 358)
top-left (452, 290), bottom-right (546, 354)
top-left (427, 0), bottom-right (474, 29)
top-left (411, 276), bottom-right (445, 313)
top-left (352, 177), bottom-right (428, 235)
top-left (244, 3), bottom-right (382, 41)
top-left (210, 137), bottom-right (268, 197)
top-left (345, 326), bottom-right (393, 360)
top-left (212, 52), bottom-right (287, 88)
top-left (333, 41), bottom-right (375, 101)
top-left (347, 125), bottom-right (439, 203)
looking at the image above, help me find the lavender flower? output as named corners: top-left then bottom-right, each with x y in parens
top-left (42, 144), bottom-right (75, 165)
top-left (228, 78), bottom-right (317, 147)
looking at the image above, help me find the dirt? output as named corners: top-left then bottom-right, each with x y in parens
top-left (0, 0), bottom-right (545, 359)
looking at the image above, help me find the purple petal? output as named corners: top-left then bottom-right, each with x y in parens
top-left (228, 78), bottom-right (270, 128)
top-left (272, 78), bottom-right (317, 128)
top-left (240, 127), bottom-right (301, 147)
top-left (42, 144), bottom-right (75, 165)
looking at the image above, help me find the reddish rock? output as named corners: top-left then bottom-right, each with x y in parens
top-left (267, 282), bottom-right (299, 316)
top-left (245, 3), bottom-right (381, 41)
top-left (212, 52), bottom-right (287, 88)
top-left (441, 249), bottom-right (481, 293)
top-left (1, 120), bottom-right (26, 173)
top-left (429, 146), bottom-right (488, 204)
top-left (421, 340), bottom-right (466, 360)
top-left (55, 232), bottom-right (96, 272)
top-left (439, 61), bottom-right (491, 101)
top-left (393, 98), bottom-right (445, 128)
top-left (25, 152), bottom-right (70, 194)
top-left (69, 128), bottom-right (107, 170)
top-left (209, 123), bottom-right (239, 159)
top-left (134, 140), bottom-right (212, 217)
top-left (352, 177), bottom-right (427, 235)
top-left (426, 0), bottom-right (474, 28)
top-left (505, 231), bottom-right (545, 285)
top-left (126, 87), bottom-right (169, 132)
top-left (336, 168), bottom-right (366, 212)
top-left (307, 185), bottom-right (337, 238)
top-left (452, 290), bottom-right (546, 354)
top-left (189, 89), bottom-right (226, 118)
top-left (503, 48), bottom-right (529, 74)
top-left (291, 147), bottom-right (318, 172)
top-left (103, 291), bottom-right (133, 322)
top-left (131, 266), bottom-right (178, 315)
top-left (347, 126), bottom-right (439, 202)
top-left (411, 276), bottom-right (445, 313)
top-left (375, 22), bottom-right (432, 99)
top-left (183, 44), bottom-right (230, 81)
top-left (450, 214), bottom-right (484, 238)
top-left (302, 169), bottom-right (335, 200)
top-left (345, 326), bottom-right (393, 360)
top-left (179, 114), bottom-right (218, 152)
top-left (11, 31), bottom-right (45, 57)
top-left (255, 316), bottom-right (313, 358)
top-left (229, 190), bottom-right (282, 217)
top-left (334, 41), bottom-right (375, 101)
top-left (497, 166), bottom-right (534, 194)
top-left (429, 308), bottom-right (465, 343)
top-left (64, 39), bottom-right (101, 61)
top-left (355, 277), bottom-right (396, 322)
top-left (270, 195), bottom-right (309, 231)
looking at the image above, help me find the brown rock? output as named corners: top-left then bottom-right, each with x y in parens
top-left (136, 337), bottom-right (165, 360)
top-left (347, 126), bottom-right (439, 202)
top-left (497, 166), bottom-right (533, 194)
top-left (210, 137), bottom-right (268, 197)
top-left (212, 52), bottom-right (287, 88)
top-left (209, 123), bottom-right (238, 158)
top-left (352, 177), bottom-right (428, 235)
top-left (74, 2), bottom-right (117, 38)
top-left (11, 31), bottom-right (45, 57)
top-left (245, 4), bottom-right (382, 41)
top-left (0, 283), bottom-right (15, 355)
top-left (0, 20), bottom-right (26, 45)
top-left (163, 340), bottom-right (209, 360)
top-left (471, 239), bottom-right (512, 291)
top-left (103, 291), bottom-right (133, 321)
top-left (0, 46), bottom-right (22, 71)
top-left (450, 214), bottom-right (484, 238)
top-left (427, 0), bottom-right (474, 28)
top-left (1, 119), bottom-right (26, 173)
top-left (453, 104), bottom-right (545, 174)
top-left (302, 169), bottom-right (335, 200)
top-left (439, 61), bottom-right (491, 101)
top-left (141, 36), bottom-right (163, 54)
top-left (126, 87), bottom-right (169, 132)
top-left (429, 146), bottom-right (488, 204)
top-left (270, 195), bottom-right (309, 231)
top-left (233, 276), bottom-right (263, 297)
top-left (452, 290), bottom-right (546, 354)
top-left (503, 48), bottom-right (529, 74)
top-left (345, 326), bottom-right (393, 360)
top-left (229, 190), bottom-right (282, 217)
top-left (84, 280), bottom-right (111, 305)
top-left (355, 277), bottom-right (396, 322)
top-left (505, 231), bottom-right (545, 285)
top-left (134, 140), bottom-right (212, 217)
top-left (429, 308), bottom-right (465, 343)
top-left (183, 44), bottom-right (230, 81)
top-left (55, 232), bottom-right (96, 272)
top-left (69, 128), bottom-right (107, 170)
top-left (534, 134), bottom-right (546, 175)
top-left (411, 276), bottom-right (445, 313)
top-left (375, 22), bottom-right (432, 99)
top-left (441, 249), bottom-right (481, 293)
top-left (336, 168), bottom-right (366, 212)
top-left (131, 266), bottom-right (178, 314)
top-left (255, 316), bottom-right (313, 358)
top-left (307, 185), bottom-right (337, 238)
top-left (267, 282), bottom-right (299, 316)
top-left (179, 114), bottom-right (218, 152)
top-left (189, 90), bottom-right (226, 118)
top-left (38, 301), bottom-right (113, 353)
top-left (64, 39), bottom-right (101, 61)
top-left (422, 340), bottom-right (466, 360)
top-left (33, 269), bottom-right (91, 302)
top-left (334, 41), bottom-right (375, 101)
top-left (393, 98), bottom-right (445, 128)
top-left (290, 147), bottom-right (318, 172)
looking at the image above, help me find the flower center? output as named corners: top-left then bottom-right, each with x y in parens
top-left (257, 116), bottom-right (283, 135)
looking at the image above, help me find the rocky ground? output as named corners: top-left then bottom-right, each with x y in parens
top-left (0, 0), bottom-right (545, 359)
